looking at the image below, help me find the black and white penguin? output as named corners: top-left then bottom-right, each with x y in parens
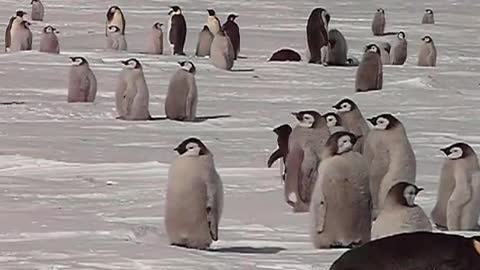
top-left (222, 14), bottom-right (240, 59)
top-left (306, 8), bottom-right (330, 64)
top-left (167, 5), bottom-right (187, 55)
top-left (267, 124), bottom-right (293, 181)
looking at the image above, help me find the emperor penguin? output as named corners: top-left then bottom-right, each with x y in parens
top-left (39, 25), bottom-right (60, 54)
top-left (31, 0), bottom-right (45, 21)
top-left (115, 58), bottom-right (151, 121)
top-left (165, 61), bottom-right (198, 122)
top-left (323, 112), bottom-right (346, 134)
top-left (306, 8), bottom-right (330, 64)
top-left (10, 19), bottom-right (33, 52)
top-left (167, 5), bottom-right (187, 55)
top-left (327, 29), bottom-right (348, 66)
top-left (105, 6), bottom-right (125, 36)
top-left (5, 11), bottom-right (26, 52)
top-left (146, 22), bottom-right (163, 55)
top-left (372, 182), bottom-right (432, 239)
top-left (329, 232), bottom-right (480, 270)
top-left (332, 98), bottom-right (370, 153)
top-left (222, 14), bottom-right (240, 60)
top-left (422, 9), bottom-right (435, 24)
top-left (285, 110), bottom-right (331, 212)
top-left (67, 57), bottom-right (97, 103)
top-left (206, 9), bottom-right (221, 35)
top-left (106, 25), bottom-right (128, 51)
top-left (195, 25), bottom-right (214, 57)
top-left (417, 35), bottom-right (437, 67)
top-left (210, 29), bottom-right (235, 70)
top-left (390, 31), bottom-right (408, 65)
top-left (371, 8), bottom-right (385, 36)
top-left (165, 137), bottom-right (224, 250)
top-left (432, 143), bottom-right (480, 229)
top-left (364, 114), bottom-right (416, 217)
top-left (355, 44), bottom-right (383, 92)
top-left (379, 42), bottom-right (391, 65)
top-left (310, 131), bottom-right (371, 249)
top-left (268, 48), bottom-right (302, 62)
top-left (267, 124), bottom-right (293, 181)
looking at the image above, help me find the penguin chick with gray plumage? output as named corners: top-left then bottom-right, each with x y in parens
top-left (306, 8), bottom-right (329, 64)
top-left (210, 29), bottom-right (235, 70)
top-left (379, 42), bottom-right (391, 65)
top-left (371, 8), bottom-right (385, 36)
top-left (267, 124), bottom-right (293, 181)
top-left (146, 22), bottom-right (163, 55)
top-left (355, 44), bottom-right (383, 92)
top-left (5, 11), bottom-right (26, 52)
top-left (67, 57), bottom-right (97, 103)
top-left (39, 25), bottom-right (60, 54)
top-left (332, 98), bottom-right (370, 153)
top-left (165, 137), bottom-right (224, 250)
top-left (310, 131), bottom-right (371, 249)
top-left (327, 29), bottom-right (348, 66)
top-left (195, 25), bottom-right (214, 57)
top-left (222, 14), bottom-right (240, 60)
top-left (323, 112), bottom-right (346, 134)
top-left (106, 25), bottom-right (127, 51)
top-left (417, 35), bottom-right (437, 67)
top-left (165, 61), bottom-right (198, 122)
top-left (390, 31), bottom-right (408, 65)
top-left (372, 182), bottom-right (432, 239)
top-left (115, 58), bottom-right (151, 120)
top-left (422, 9), bottom-right (435, 24)
top-left (31, 0), bottom-right (45, 21)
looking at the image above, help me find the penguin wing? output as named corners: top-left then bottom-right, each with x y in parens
top-left (312, 171), bottom-right (328, 233)
top-left (267, 148), bottom-right (282, 168)
top-left (206, 168), bottom-right (223, 241)
top-left (115, 74), bottom-right (128, 116)
top-left (185, 76), bottom-right (197, 119)
top-left (79, 73), bottom-right (91, 99)
top-left (86, 71), bottom-right (97, 101)
top-left (5, 17), bottom-right (15, 52)
top-left (169, 15), bottom-right (186, 47)
top-left (299, 147), bottom-right (319, 203)
top-left (446, 171), bottom-right (473, 230)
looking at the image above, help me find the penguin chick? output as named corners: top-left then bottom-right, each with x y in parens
top-left (268, 48), bottom-right (302, 62)
top-left (165, 137), bottom-right (224, 250)
top-left (210, 30), bottom-right (235, 70)
top-left (306, 8), bottom-right (330, 64)
top-left (106, 5), bottom-right (125, 36)
top-left (379, 42), bottom-right (391, 65)
top-left (371, 8), bottom-right (385, 36)
top-left (31, 0), bottom-right (45, 21)
top-left (39, 25), bottom-right (60, 54)
top-left (332, 98), bottom-right (370, 153)
top-left (390, 31), bottom-right (408, 65)
top-left (195, 25), bottom-right (214, 57)
top-left (222, 14), bottom-right (240, 59)
top-left (167, 5), bottom-right (187, 55)
top-left (67, 57), bottom-right (97, 103)
top-left (267, 124), bottom-right (293, 181)
top-left (355, 44), bottom-right (383, 92)
top-left (146, 22), bottom-right (163, 55)
top-left (372, 182), bottom-right (432, 239)
top-left (206, 9), bottom-right (221, 35)
top-left (165, 61), bottom-right (198, 122)
top-left (327, 29), bottom-right (348, 66)
top-left (323, 112), bottom-right (346, 134)
top-left (106, 25), bottom-right (128, 51)
top-left (417, 35), bottom-right (437, 67)
top-left (422, 9), bottom-right (435, 24)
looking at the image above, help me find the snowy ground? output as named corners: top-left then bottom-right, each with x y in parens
top-left (0, 0), bottom-right (480, 269)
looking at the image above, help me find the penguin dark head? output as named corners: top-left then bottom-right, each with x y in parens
top-left (323, 112), bottom-right (342, 128)
top-left (333, 98), bottom-right (358, 113)
top-left (70, 56), bottom-right (88, 66)
top-left (16, 10), bottom-right (27, 18)
top-left (440, 142), bottom-right (475, 160)
top-left (21, 21), bottom-right (31, 28)
top-left (397, 31), bottom-right (406, 39)
top-left (168, 5), bottom-right (182, 15)
top-left (365, 44), bottom-right (381, 55)
top-left (121, 58), bottom-right (142, 69)
top-left (227, 14), bottom-right (238, 21)
top-left (273, 124), bottom-right (292, 137)
top-left (387, 182), bottom-right (423, 207)
top-left (107, 6), bottom-right (121, 19)
top-left (31, 0), bottom-right (39, 3)
top-left (425, 8), bottom-right (434, 14)
top-left (310, 8), bottom-right (329, 26)
top-left (325, 131), bottom-right (360, 155)
top-left (291, 110), bottom-right (322, 128)
top-left (174, 137), bottom-right (209, 156)
top-left (178, 60), bottom-right (196, 74)
top-left (367, 114), bottom-right (401, 130)
top-left (207, 9), bottom-right (216, 16)
top-left (44, 25), bottom-right (59, 34)
top-left (377, 8), bottom-right (385, 14)
top-left (422, 35), bottom-right (433, 43)
top-left (153, 22), bottom-right (163, 30)
top-left (107, 25), bottom-right (121, 33)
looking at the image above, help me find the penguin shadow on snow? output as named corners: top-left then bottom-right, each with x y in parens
top-left (117, 115), bottom-right (232, 122)
top-left (0, 101), bottom-right (25, 105)
top-left (207, 246), bottom-right (286, 254)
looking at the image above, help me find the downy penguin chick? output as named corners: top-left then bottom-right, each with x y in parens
top-left (195, 25), bottom-right (214, 57)
top-left (39, 25), bottom-right (60, 54)
top-left (327, 29), bottom-right (348, 66)
top-left (355, 44), bottom-right (383, 92)
top-left (146, 22), bottom-right (163, 54)
top-left (417, 35), bottom-right (437, 67)
top-left (323, 112), bottom-right (346, 134)
top-left (67, 57), bottom-right (97, 103)
top-left (165, 61), bottom-right (198, 122)
top-left (371, 8), bottom-right (385, 36)
top-left (332, 98), bottom-right (370, 153)
top-left (210, 29), bottom-right (235, 70)
top-left (390, 31), bottom-right (408, 65)
top-left (422, 9), bottom-right (435, 24)
top-left (31, 0), bottom-right (45, 21)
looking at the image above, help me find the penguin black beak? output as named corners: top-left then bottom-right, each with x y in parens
top-left (440, 148), bottom-right (449, 155)
top-left (291, 112), bottom-right (299, 117)
top-left (69, 57), bottom-right (75, 61)
top-left (168, 10), bottom-right (173, 15)
top-left (367, 117), bottom-right (376, 125)
top-left (173, 147), bottom-right (179, 152)
top-left (121, 60), bottom-right (129, 65)
top-left (417, 187), bottom-right (424, 193)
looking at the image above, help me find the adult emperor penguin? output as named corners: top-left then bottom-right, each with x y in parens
top-left (167, 5), bottom-right (187, 55)
top-left (31, 0), bottom-right (45, 21)
top-left (5, 11), bottom-right (26, 52)
top-left (364, 114), bottom-right (416, 217)
top-left (195, 25), bottom-right (214, 57)
top-left (115, 58), bottom-right (151, 121)
top-left (323, 112), bottom-right (346, 134)
top-left (206, 9), bottom-right (221, 35)
top-left (371, 8), bottom-right (385, 36)
top-left (306, 8), bottom-right (330, 64)
top-left (417, 35), bottom-right (437, 67)
top-left (165, 137), bottom-right (224, 250)
top-left (310, 131), bottom-right (371, 249)
top-left (146, 22), bottom-right (163, 55)
top-left (379, 42), bottom-right (391, 65)
top-left (372, 182), bottom-right (432, 239)
top-left (422, 9), bottom-right (435, 24)
top-left (267, 124), bottom-right (293, 181)
top-left (329, 232), bottom-right (480, 270)
top-left (390, 31), bottom-right (408, 65)
top-left (106, 25), bottom-right (128, 51)
top-left (432, 143), bottom-right (480, 229)
top-left (165, 61), bottom-right (198, 122)
top-left (222, 14), bottom-right (240, 60)
top-left (285, 110), bottom-right (330, 212)
top-left (327, 29), bottom-right (348, 66)
top-left (39, 25), bottom-right (60, 54)
top-left (10, 19), bottom-right (33, 52)
top-left (105, 6), bottom-right (125, 36)
top-left (210, 29), bottom-right (235, 70)
top-left (68, 57), bottom-right (97, 103)
top-left (332, 98), bottom-right (370, 153)
top-left (355, 44), bottom-right (383, 92)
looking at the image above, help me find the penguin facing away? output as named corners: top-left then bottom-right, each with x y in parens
top-left (390, 31), bottom-right (408, 65)
top-left (67, 57), bottom-right (97, 103)
top-left (206, 9), bottom-right (221, 35)
top-left (417, 35), bottom-right (437, 67)
top-left (31, 0), bottom-right (45, 21)
top-left (106, 25), bottom-right (128, 50)
top-left (222, 14), bottom-right (240, 60)
top-left (195, 25), bottom-right (214, 57)
top-left (332, 98), bottom-right (370, 153)
top-left (379, 42), bottom-right (391, 65)
top-left (165, 61), bottom-right (198, 122)
top-left (355, 44), bottom-right (383, 92)
top-left (165, 137), bottom-right (224, 250)
top-left (268, 48), bottom-right (302, 62)
top-left (306, 8), bottom-right (330, 64)
top-left (39, 25), bottom-right (60, 54)
top-left (106, 6), bottom-right (125, 36)
top-left (5, 11), bottom-right (26, 52)
top-left (168, 5), bottom-right (187, 55)
top-left (210, 30), bottom-right (235, 70)
top-left (267, 124), bottom-right (293, 181)
top-left (422, 9), bottom-right (435, 24)
top-left (146, 22), bottom-right (163, 55)
top-left (371, 8), bottom-right (385, 36)
top-left (327, 29), bottom-right (348, 66)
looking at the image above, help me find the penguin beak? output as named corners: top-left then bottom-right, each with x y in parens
top-left (69, 57), bottom-right (75, 62)
top-left (417, 187), bottom-right (424, 193)
top-left (440, 148), bottom-right (449, 155)
top-left (121, 60), bottom-right (128, 65)
top-left (168, 10), bottom-right (173, 15)
top-left (367, 117), bottom-right (376, 125)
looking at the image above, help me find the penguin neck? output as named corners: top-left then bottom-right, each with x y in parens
top-left (339, 110), bottom-right (369, 134)
top-left (453, 155), bottom-right (480, 173)
top-left (383, 195), bottom-right (409, 210)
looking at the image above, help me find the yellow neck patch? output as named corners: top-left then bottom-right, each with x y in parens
top-left (474, 239), bottom-right (480, 255)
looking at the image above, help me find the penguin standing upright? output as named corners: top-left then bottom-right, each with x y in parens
top-left (390, 31), bottom-right (408, 65)
top-left (210, 30), bottom-right (235, 70)
top-left (195, 25), bottom-right (214, 57)
top-left (106, 25), bottom-right (128, 51)
top-left (222, 14), bottom-right (240, 60)
top-left (371, 8), bottom-right (385, 36)
top-left (31, 0), bottom-right (45, 21)
top-left (68, 57), bottom-right (97, 103)
top-left (165, 61), bottom-right (198, 122)
top-left (206, 9), bottom-right (221, 35)
top-left (417, 35), bottom-right (437, 67)
top-left (306, 8), bottom-right (329, 64)
top-left (327, 29), bottom-right (348, 66)
top-left (332, 98), bottom-right (370, 153)
top-left (105, 6), bottom-right (126, 36)
top-left (146, 22), bottom-right (163, 55)
top-left (422, 9), bottom-right (435, 24)
top-left (323, 112), bottom-right (346, 134)
top-left (355, 44), bottom-right (383, 92)
top-left (39, 25), bottom-right (60, 54)
top-left (5, 11), bottom-right (26, 52)
top-left (267, 124), bottom-right (293, 181)
top-left (10, 18), bottom-right (33, 52)
top-left (379, 42), bottom-right (391, 65)
top-left (167, 5), bottom-right (187, 55)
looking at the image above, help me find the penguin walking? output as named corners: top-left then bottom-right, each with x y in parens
top-left (355, 44), bottom-right (383, 92)
top-left (206, 9), bottom-right (221, 35)
top-left (106, 25), bottom-right (128, 51)
top-left (146, 22), bottom-right (163, 55)
top-left (323, 112), bottom-right (346, 134)
top-left (422, 9), bottom-right (435, 24)
top-left (327, 29), bottom-right (348, 66)
top-left (371, 8), bottom-right (385, 36)
top-left (372, 182), bottom-right (432, 239)
top-left (195, 25), bottom-right (214, 57)
top-left (268, 48), bottom-right (302, 62)
top-left (5, 11), bottom-right (26, 52)
top-left (167, 5), bottom-right (187, 55)
top-left (106, 6), bottom-right (125, 36)
top-left (417, 35), bottom-right (437, 67)
top-left (310, 132), bottom-right (371, 249)
top-left (210, 30), bottom-right (235, 70)
top-left (165, 137), bottom-right (224, 250)
top-left (332, 98), bottom-right (369, 153)
top-left (115, 58), bottom-right (151, 121)
top-left (67, 57), bottom-right (97, 103)
top-left (39, 25), bottom-right (60, 54)
top-left (267, 124), bottom-right (293, 181)
top-left (390, 31), bottom-right (408, 65)
top-left (306, 8), bottom-right (329, 64)
top-left (379, 42), bottom-right (391, 65)
top-left (31, 0), bottom-right (45, 21)
top-left (165, 61), bottom-right (198, 122)
top-left (222, 14), bottom-right (240, 60)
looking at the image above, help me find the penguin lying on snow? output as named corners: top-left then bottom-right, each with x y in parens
top-left (268, 48), bottom-right (302, 62)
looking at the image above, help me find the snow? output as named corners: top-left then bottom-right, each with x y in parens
top-left (1, 0), bottom-right (480, 269)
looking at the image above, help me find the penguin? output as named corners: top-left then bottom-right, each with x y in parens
top-left (206, 9), bottom-right (221, 35)
top-left (329, 232), bottom-right (480, 270)
top-left (327, 29), bottom-right (348, 66)
top-left (390, 31), bottom-right (408, 65)
top-left (306, 8), bottom-right (330, 64)
top-left (268, 48), bottom-right (302, 62)
top-left (379, 42), bottom-right (391, 65)
top-left (417, 35), bottom-right (437, 67)
top-left (323, 112), bottom-right (346, 134)
top-left (167, 5), bottom-right (187, 56)
top-left (165, 137), bottom-right (224, 250)
top-left (67, 57), bottom-right (97, 103)
top-left (422, 9), bottom-right (435, 24)
top-left (106, 6), bottom-right (125, 36)
top-left (146, 22), bottom-right (163, 55)
top-left (222, 14), bottom-right (240, 60)
top-left (210, 29), bottom-right (235, 70)
top-left (310, 131), bottom-right (371, 249)
top-left (355, 44), bottom-right (383, 92)
top-left (10, 19), bottom-right (33, 52)
top-left (267, 124), bottom-right (293, 181)
top-left (115, 58), bottom-right (151, 121)
top-left (106, 25), bottom-right (128, 51)
top-left (165, 61), bottom-right (198, 122)
top-left (31, 0), bottom-right (45, 21)
top-left (195, 25), bottom-right (214, 57)
top-left (345, 56), bottom-right (359, 66)
top-left (285, 110), bottom-right (331, 212)
top-left (39, 25), bottom-right (60, 54)
top-left (371, 8), bottom-right (385, 36)
top-left (364, 114), bottom-right (416, 217)
top-left (332, 98), bottom-right (369, 153)
top-left (372, 182), bottom-right (432, 239)
top-left (5, 11), bottom-right (26, 52)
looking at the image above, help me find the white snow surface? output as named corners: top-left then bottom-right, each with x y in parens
top-left (1, 0), bottom-right (480, 269)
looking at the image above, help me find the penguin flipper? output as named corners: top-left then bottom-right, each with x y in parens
top-left (267, 148), bottom-right (282, 168)
top-left (299, 148), bottom-right (318, 203)
top-left (206, 170), bottom-right (223, 242)
top-left (314, 195), bottom-right (327, 233)
top-left (446, 171), bottom-right (473, 230)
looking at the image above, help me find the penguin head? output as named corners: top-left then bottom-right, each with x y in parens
top-left (323, 112), bottom-right (342, 128)
top-left (365, 44), bottom-right (381, 54)
top-left (397, 31), bottom-right (406, 40)
top-left (333, 98), bottom-right (357, 113)
top-left (169, 6), bottom-right (182, 15)
top-left (70, 56), bottom-right (88, 66)
top-left (174, 137), bottom-right (209, 156)
top-left (425, 8), bottom-right (434, 14)
top-left (16, 10), bottom-right (27, 19)
top-left (107, 6), bottom-right (121, 19)
top-left (325, 131), bottom-right (360, 155)
top-left (377, 8), bottom-right (385, 14)
top-left (153, 22), bottom-right (163, 30)
top-left (122, 58), bottom-right (142, 69)
top-left (178, 60), bottom-right (196, 74)
top-left (387, 182), bottom-right (423, 207)
top-left (108, 25), bottom-right (121, 33)
top-left (227, 14), bottom-right (238, 21)
top-left (319, 8), bottom-right (330, 27)
top-left (367, 114), bottom-right (400, 130)
top-left (441, 142), bottom-right (475, 160)
top-left (291, 110), bottom-right (322, 128)
top-left (207, 9), bottom-right (216, 16)
top-left (273, 124), bottom-right (292, 137)
top-left (44, 25), bottom-right (59, 34)
top-left (422, 35), bottom-right (433, 43)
